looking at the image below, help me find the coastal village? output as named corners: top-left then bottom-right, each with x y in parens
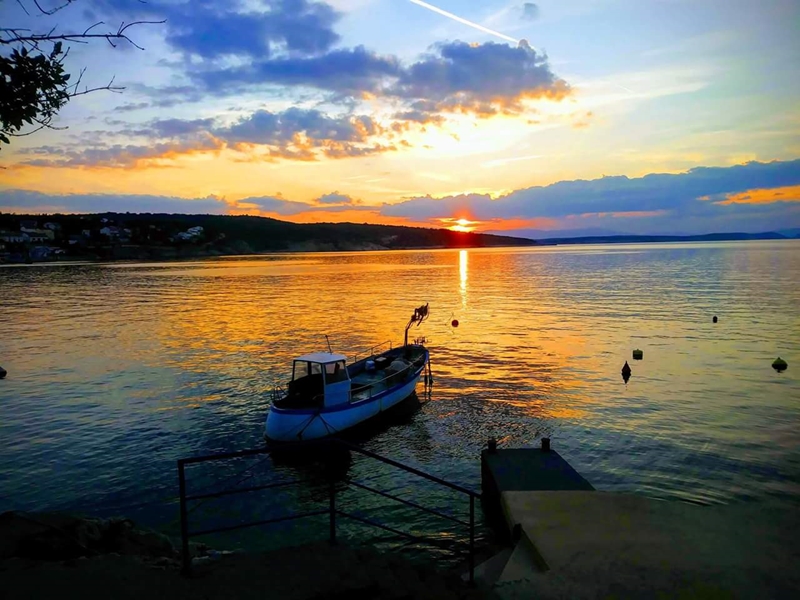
top-left (0, 215), bottom-right (208, 263)
top-left (0, 213), bottom-right (533, 261)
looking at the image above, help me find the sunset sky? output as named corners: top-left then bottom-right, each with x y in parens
top-left (1, 0), bottom-right (799, 235)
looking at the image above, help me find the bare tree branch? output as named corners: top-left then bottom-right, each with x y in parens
top-left (8, 114), bottom-right (67, 136)
top-left (83, 22), bottom-right (104, 36)
top-left (70, 81), bottom-right (125, 98)
top-left (30, 0), bottom-right (76, 17)
top-left (15, 0), bottom-right (31, 16)
top-left (0, 20), bottom-right (167, 51)
top-left (68, 66), bottom-right (86, 95)
top-left (7, 124), bottom-right (49, 137)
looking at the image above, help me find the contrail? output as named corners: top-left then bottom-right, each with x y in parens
top-left (408, 0), bottom-right (519, 44)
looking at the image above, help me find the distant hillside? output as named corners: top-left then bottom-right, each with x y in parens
top-left (0, 212), bottom-right (536, 259)
top-left (537, 232), bottom-right (793, 245)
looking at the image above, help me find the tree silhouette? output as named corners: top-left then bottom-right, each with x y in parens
top-left (0, 0), bottom-right (163, 148)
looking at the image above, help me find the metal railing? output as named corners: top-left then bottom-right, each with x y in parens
top-left (349, 356), bottom-right (428, 402)
top-left (298, 353), bottom-right (429, 406)
top-left (177, 438), bottom-right (480, 582)
top-left (351, 340), bottom-right (393, 363)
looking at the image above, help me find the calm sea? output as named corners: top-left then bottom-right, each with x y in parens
top-left (1, 241), bottom-right (799, 555)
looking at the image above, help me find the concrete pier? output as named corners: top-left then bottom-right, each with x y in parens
top-left (481, 440), bottom-right (593, 539)
top-left (479, 440), bottom-right (800, 598)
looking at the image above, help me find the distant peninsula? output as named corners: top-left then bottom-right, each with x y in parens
top-left (0, 212), bottom-right (537, 262)
top-left (537, 231), bottom-right (798, 245)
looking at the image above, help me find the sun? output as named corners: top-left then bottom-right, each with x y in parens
top-left (449, 218), bottom-right (476, 233)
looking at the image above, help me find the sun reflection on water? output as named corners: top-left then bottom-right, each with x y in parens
top-left (459, 249), bottom-right (468, 308)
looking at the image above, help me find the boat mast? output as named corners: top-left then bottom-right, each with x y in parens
top-left (404, 303), bottom-right (429, 346)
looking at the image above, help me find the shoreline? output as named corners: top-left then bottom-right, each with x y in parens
top-left (3, 237), bottom-right (797, 267)
top-left (0, 241), bottom-right (536, 265)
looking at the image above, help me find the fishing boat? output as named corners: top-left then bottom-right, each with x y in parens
top-left (265, 304), bottom-right (432, 442)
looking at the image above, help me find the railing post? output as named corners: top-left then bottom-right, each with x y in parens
top-left (469, 494), bottom-right (475, 585)
top-left (329, 478), bottom-right (337, 545)
top-left (178, 461), bottom-right (191, 576)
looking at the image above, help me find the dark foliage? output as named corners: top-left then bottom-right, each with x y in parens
top-left (0, 1), bottom-right (163, 149)
top-left (0, 42), bottom-right (70, 144)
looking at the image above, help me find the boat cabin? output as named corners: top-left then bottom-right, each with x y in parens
top-left (278, 352), bottom-right (351, 409)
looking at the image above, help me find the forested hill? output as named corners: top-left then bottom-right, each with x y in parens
top-left (0, 212), bottom-right (537, 255)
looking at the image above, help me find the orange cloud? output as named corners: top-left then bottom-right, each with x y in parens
top-left (705, 185), bottom-right (800, 205)
top-left (421, 82), bottom-right (571, 120)
top-left (14, 135), bottom-right (226, 170)
top-left (572, 110), bottom-right (594, 130)
top-left (458, 217), bottom-right (559, 231)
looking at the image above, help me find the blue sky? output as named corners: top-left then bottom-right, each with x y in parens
top-left (1, 0), bottom-right (798, 235)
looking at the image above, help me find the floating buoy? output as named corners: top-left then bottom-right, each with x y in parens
top-left (632, 349), bottom-right (643, 360)
top-left (621, 361), bottom-right (631, 383)
top-left (0, 366), bottom-right (6, 379)
top-left (713, 316), bottom-right (718, 323)
top-left (772, 357), bottom-right (788, 373)
top-left (451, 319), bottom-right (459, 328)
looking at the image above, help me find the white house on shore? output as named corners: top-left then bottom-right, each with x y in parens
top-left (176, 226), bottom-right (204, 241)
top-left (1, 231), bottom-right (48, 243)
top-left (20, 226), bottom-right (54, 240)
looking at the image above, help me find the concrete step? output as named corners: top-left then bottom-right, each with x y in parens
top-left (462, 547), bottom-right (514, 586)
top-left (496, 530), bottom-right (548, 584)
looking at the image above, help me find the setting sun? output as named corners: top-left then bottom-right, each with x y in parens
top-left (449, 218), bottom-right (477, 233)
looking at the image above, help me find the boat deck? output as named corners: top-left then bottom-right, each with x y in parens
top-left (348, 346), bottom-right (427, 402)
top-left (350, 366), bottom-right (412, 401)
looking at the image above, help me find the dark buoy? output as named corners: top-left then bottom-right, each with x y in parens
top-left (713, 316), bottom-right (718, 323)
top-left (632, 349), bottom-right (643, 360)
top-left (621, 361), bottom-right (631, 383)
top-left (0, 366), bottom-right (6, 379)
top-left (451, 319), bottom-right (459, 328)
top-left (772, 357), bottom-right (788, 373)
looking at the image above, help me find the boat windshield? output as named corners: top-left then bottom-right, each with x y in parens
top-left (293, 361), bottom-right (322, 381)
top-left (324, 360), bottom-right (348, 383)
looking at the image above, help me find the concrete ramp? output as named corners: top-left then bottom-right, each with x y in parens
top-left (496, 491), bottom-right (800, 599)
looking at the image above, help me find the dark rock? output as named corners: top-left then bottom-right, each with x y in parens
top-left (0, 512), bottom-right (87, 560)
top-left (0, 512), bottom-right (177, 561)
top-left (189, 541), bottom-right (210, 557)
top-left (149, 556), bottom-right (180, 569)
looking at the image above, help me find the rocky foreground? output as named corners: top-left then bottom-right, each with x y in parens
top-left (0, 512), bottom-right (497, 600)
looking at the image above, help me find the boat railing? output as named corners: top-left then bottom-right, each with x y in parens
top-left (349, 357), bottom-right (426, 402)
top-left (298, 356), bottom-right (426, 407)
top-left (268, 382), bottom-right (287, 404)
top-left (177, 437), bottom-right (480, 583)
top-left (351, 340), bottom-right (393, 363)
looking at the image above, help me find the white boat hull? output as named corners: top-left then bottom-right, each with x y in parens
top-left (266, 367), bottom-right (424, 442)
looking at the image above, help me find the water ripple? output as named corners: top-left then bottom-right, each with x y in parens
top-left (1, 241), bottom-right (798, 549)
